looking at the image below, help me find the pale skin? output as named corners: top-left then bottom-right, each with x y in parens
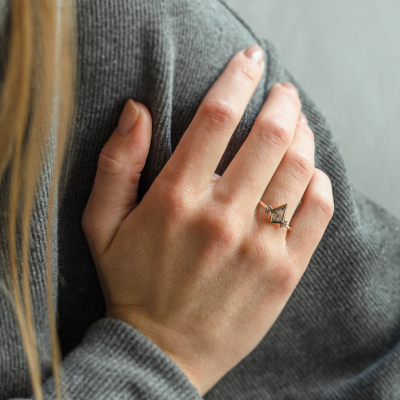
top-left (82, 45), bottom-right (334, 396)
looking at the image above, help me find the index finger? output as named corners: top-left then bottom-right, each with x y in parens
top-left (164, 45), bottom-right (265, 190)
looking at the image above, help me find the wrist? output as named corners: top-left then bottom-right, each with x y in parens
top-left (106, 306), bottom-right (211, 396)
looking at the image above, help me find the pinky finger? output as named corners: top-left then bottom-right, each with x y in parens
top-left (286, 168), bottom-right (334, 265)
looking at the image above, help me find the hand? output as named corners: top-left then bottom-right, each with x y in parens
top-left (82, 45), bottom-right (334, 396)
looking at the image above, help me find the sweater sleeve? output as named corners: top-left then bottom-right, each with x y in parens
top-left (17, 319), bottom-right (202, 400)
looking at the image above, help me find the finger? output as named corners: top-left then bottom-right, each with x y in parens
top-left (82, 100), bottom-right (152, 254)
top-left (216, 82), bottom-right (302, 209)
top-left (286, 169), bottom-right (334, 264)
top-left (164, 45), bottom-right (265, 190)
top-left (259, 116), bottom-right (315, 226)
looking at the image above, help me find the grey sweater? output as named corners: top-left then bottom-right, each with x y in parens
top-left (0, 0), bottom-right (399, 399)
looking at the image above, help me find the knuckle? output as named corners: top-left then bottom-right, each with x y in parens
top-left (300, 123), bottom-right (314, 140)
top-left (314, 194), bottom-right (335, 219)
top-left (234, 59), bottom-right (258, 82)
top-left (159, 182), bottom-right (190, 216)
top-left (206, 211), bottom-right (242, 246)
top-left (258, 119), bottom-right (291, 148)
top-left (287, 151), bottom-right (314, 177)
top-left (97, 152), bottom-right (126, 175)
top-left (278, 84), bottom-right (301, 107)
top-left (270, 262), bottom-right (299, 295)
top-left (202, 99), bottom-right (238, 128)
top-left (163, 186), bottom-right (187, 211)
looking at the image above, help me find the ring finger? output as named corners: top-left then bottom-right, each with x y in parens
top-left (257, 113), bottom-right (315, 231)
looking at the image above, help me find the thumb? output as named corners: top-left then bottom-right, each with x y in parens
top-left (82, 99), bottom-right (152, 254)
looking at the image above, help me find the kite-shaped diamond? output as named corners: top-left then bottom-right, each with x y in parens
top-left (269, 204), bottom-right (287, 225)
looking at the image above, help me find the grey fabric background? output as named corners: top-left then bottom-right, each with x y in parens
top-left (226, 0), bottom-right (400, 219)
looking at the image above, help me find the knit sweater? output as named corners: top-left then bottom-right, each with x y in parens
top-left (0, 0), bottom-right (399, 399)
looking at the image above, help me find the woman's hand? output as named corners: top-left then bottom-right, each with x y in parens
top-left (82, 45), bottom-right (334, 396)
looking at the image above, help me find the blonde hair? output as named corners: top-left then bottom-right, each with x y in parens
top-left (0, 0), bottom-right (76, 398)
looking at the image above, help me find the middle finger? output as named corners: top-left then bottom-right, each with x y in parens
top-left (215, 82), bottom-right (301, 210)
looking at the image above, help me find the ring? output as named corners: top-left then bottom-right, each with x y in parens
top-left (259, 200), bottom-right (293, 231)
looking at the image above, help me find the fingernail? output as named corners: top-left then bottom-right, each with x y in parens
top-left (117, 99), bottom-right (140, 134)
top-left (244, 45), bottom-right (264, 63)
top-left (299, 112), bottom-right (308, 124)
top-left (282, 82), bottom-right (298, 94)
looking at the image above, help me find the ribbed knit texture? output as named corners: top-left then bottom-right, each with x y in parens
top-left (1, 0), bottom-right (400, 399)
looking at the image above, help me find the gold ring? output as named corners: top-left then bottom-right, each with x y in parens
top-left (259, 200), bottom-right (292, 231)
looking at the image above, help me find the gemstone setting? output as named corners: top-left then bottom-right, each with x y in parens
top-left (264, 205), bottom-right (272, 214)
top-left (281, 220), bottom-right (289, 229)
top-left (269, 204), bottom-right (287, 225)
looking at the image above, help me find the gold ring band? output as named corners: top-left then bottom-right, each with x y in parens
top-left (259, 200), bottom-right (292, 231)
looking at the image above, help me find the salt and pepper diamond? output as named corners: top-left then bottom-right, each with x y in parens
top-left (264, 205), bottom-right (272, 214)
top-left (269, 204), bottom-right (287, 225)
top-left (281, 220), bottom-right (290, 229)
